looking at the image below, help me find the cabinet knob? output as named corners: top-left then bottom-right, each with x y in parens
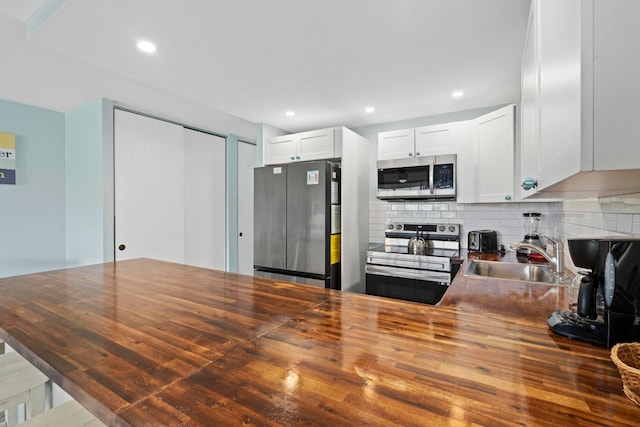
top-left (408, 153), bottom-right (413, 157)
top-left (296, 156), bottom-right (300, 160)
top-left (118, 244), bottom-right (126, 251)
top-left (416, 152), bottom-right (420, 156)
top-left (505, 195), bottom-right (512, 201)
top-left (290, 156), bottom-right (295, 160)
top-left (521, 177), bottom-right (538, 191)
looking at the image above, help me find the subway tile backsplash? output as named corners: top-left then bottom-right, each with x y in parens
top-left (369, 199), bottom-right (563, 249)
top-left (560, 195), bottom-right (640, 239)
top-left (370, 195), bottom-right (640, 253)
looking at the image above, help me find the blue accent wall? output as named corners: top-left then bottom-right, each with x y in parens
top-left (0, 98), bottom-right (66, 278)
top-left (65, 98), bottom-right (114, 267)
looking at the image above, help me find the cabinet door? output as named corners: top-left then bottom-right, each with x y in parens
top-left (415, 122), bottom-right (458, 156)
top-left (520, 0), bottom-right (541, 199)
top-left (474, 105), bottom-right (515, 203)
top-left (114, 110), bottom-right (185, 263)
top-left (298, 128), bottom-right (335, 162)
top-left (593, 0), bottom-right (640, 170)
top-left (378, 128), bottom-right (415, 160)
top-left (537, 0), bottom-right (582, 188)
top-left (453, 121), bottom-right (474, 203)
top-left (264, 134), bottom-right (297, 165)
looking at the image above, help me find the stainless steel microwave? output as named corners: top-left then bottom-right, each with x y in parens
top-left (376, 154), bottom-right (456, 201)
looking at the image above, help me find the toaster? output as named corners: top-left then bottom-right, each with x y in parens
top-left (468, 230), bottom-right (498, 253)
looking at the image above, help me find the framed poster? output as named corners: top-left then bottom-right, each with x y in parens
top-left (0, 132), bottom-right (16, 185)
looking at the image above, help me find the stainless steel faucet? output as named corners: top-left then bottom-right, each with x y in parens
top-left (510, 237), bottom-right (565, 278)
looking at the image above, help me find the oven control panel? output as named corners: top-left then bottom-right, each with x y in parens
top-left (385, 222), bottom-right (459, 237)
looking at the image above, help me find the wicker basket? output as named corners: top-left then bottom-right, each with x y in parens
top-left (611, 342), bottom-right (640, 406)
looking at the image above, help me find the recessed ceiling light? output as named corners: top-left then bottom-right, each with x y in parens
top-left (137, 40), bottom-right (157, 54)
top-left (452, 90), bottom-right (464, 98)
top-left (365, 106), bottom-right (375, 113)
top-left (285, 111), bottom-right (295, 117)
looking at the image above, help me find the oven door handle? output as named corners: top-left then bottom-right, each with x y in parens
top-left (365, 265), bottom-right (450, 284)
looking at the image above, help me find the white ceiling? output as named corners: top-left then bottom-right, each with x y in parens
top-left (0, 0), bottom-right (531, 135)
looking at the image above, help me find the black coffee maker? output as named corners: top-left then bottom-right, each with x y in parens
top-left (548, 237), bottom-right (640, 347)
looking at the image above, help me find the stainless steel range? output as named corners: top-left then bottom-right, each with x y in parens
top-left (365, 222), bottom-right (460, 305)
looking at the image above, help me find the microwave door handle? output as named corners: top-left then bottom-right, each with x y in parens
top-left (428, 158), bottom-right (435, 194)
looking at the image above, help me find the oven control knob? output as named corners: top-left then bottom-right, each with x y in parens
top-left (448, 225), bottom-right (456, 233)
top-left (439, 225), bottom-right (445, 232)
top-left (387, 224), bottom-right (395, 230)
top-left (396, 224), bottom-right (403, 230)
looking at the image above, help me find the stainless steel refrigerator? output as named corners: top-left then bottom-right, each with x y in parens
top-left (253, 161), bottom-right (341, 289)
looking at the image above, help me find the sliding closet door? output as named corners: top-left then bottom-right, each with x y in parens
top-left (184, 128), bottom-right (226, 270)
top-left (114, 110), bottom-right (185, 263)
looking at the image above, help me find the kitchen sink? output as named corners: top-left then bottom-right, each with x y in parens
top-left (463, 260), bottom-right (563, 285)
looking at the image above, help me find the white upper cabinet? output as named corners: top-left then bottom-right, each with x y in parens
top-left (415, 123), bottom-right (458, 157)
top-left (473, 105), bottom-right (515, 203)
top-left (264, 128), bottom-right (340, 165)
top-left (593, 0), bottom-right (640, 171)
top-left (519, 3), bottom-right (540, 200)
top-left (378, 123), bottom-right (458, 161)
top-left (264, 134), bottom-right (297, 165)
top-left (377, 128), bottom-right (415, 160)
top-left (298, 128), bottom-right (337, 160)
top-left (457, 105), bottom-right (515, 203)
top-left (520, 0), bottom-right (640, 198)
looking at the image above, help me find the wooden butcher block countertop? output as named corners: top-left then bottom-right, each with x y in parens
top-left (0, 258), bottom-right (638, 426)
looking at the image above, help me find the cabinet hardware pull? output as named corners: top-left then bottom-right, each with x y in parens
top-left (521, 177), bottom-right (538, 191)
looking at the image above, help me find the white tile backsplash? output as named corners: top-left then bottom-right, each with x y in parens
top-left (369, 195), bottom-right (640, 258)
top-left (559, 195), bottom-right (640, 240)
top-left (369, 200), bottom-right (562, 249)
